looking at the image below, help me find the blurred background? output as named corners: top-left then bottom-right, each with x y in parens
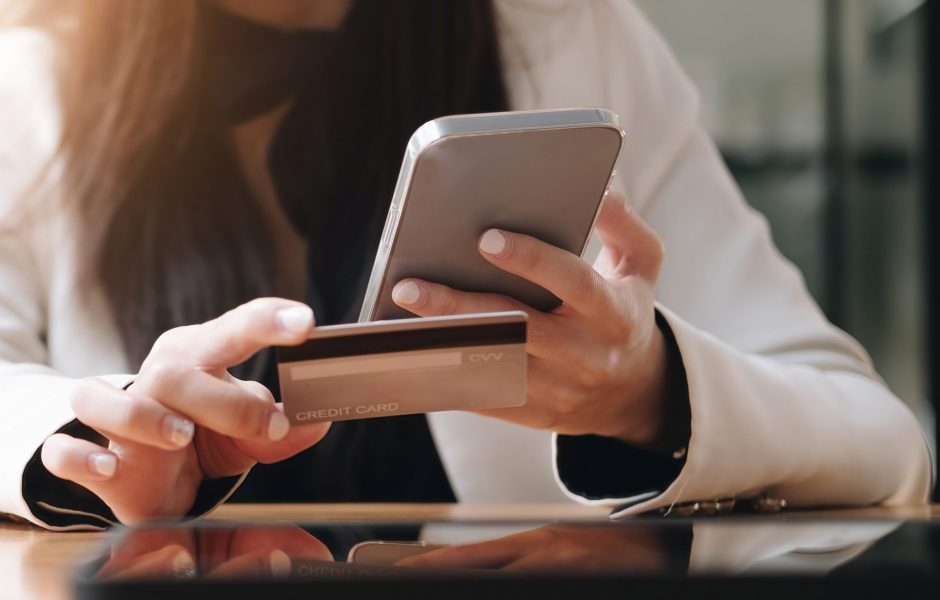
top-left (636, 0), bottom-right (938, 495)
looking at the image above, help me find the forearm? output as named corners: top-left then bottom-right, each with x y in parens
top-left (554, 306), bottom-right (932, 515)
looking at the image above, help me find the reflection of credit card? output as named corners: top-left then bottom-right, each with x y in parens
top-left (276, 311), bottom-right (527, 424)
top-left (347, 541), bottom-right (448, 565)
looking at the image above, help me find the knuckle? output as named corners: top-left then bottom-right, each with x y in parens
top-left (620, 245), bottom-right (640, 271)
top-left (437, 292), bottom-right (462, 316)
top-left (40, 435), bottom-right (70, 474)
top-left (527, 319), bottom-right (555, 349)
top-left (574, 268), bottom-right (607, 308)
top-left (554, 386), bottom-right (584, 416)
top-left (543, 406), bottom-right (571, 432)
top-left (230, 392), bottom-right (264, 436)
top-left (151, 330), bottom-right (174, 352)
top-left (240, 297), bottom-right (280, 328)
top-left (147, 325), bottom-right (197, 366)
top-left (40, 447), bottom-right (62, 475)
top-left (526, 405), bottom-right (559, 431)
top-left (534, 528), bottom-right (558, 545)
top-left (543, 528), bottom-right (567, 545)
top-left (116, 396), bottom-right (149, 433)
top-left (240, 380), bottom-right (274, 403)
top-left (576, 363), bottom-right (607, 389)
top-left (648, 236), bottom-right (666, 276)
top-left (530, 387), bottom-right (583, 431)
top-left (41, 433), bottom-right (64, 456)
top-left (242, 298), bottom-right (272, 323)
top-left (70, 378), bottom-right (101, 412)
top-left (651, 234), bottom-right (665, 264)
top-left (243, 297), bottom-right (275, 312)
top-left (555, 544), bottom-right (585, 563)
top-left (608, 319), bottom-right (632, 343)
top-left (576, 350), bottom-right (617, 388)
top-left (153, 325), bottom-right (192, 352)
top-left (140, 361), bottom-right (186, 396)
top-left (516, 242), bottom-right (543, 275)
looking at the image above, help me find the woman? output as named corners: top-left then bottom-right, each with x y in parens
top-left (0, 0), bottom-right (931, 530)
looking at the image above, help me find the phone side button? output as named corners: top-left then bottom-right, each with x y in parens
top-left (604, 169), bottom-right (617, 197)
top-left (381, 208), bottom-right (399, 249)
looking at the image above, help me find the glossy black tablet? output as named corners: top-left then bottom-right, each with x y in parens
top-left (74, 517), bottom-right (940, 600)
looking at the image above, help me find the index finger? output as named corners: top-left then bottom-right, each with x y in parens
top-left (153, 298), bottom-right (314, 369)
top-left (477, 228), bottom-right (613, 317)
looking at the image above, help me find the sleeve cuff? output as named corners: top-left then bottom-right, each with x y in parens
top-left (555, 435), bottom-right (686, 502)
top-left (22, 419), bottom-right (119, 530)
top-left (552, 307), bottom-right (691, 513)
top-left (18, 374), bottom-right (248, 529)
top-left (582, 303), bottom-right (929, 519)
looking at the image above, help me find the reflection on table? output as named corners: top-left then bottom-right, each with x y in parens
top-left (85, 517), bottom-right (933, 582)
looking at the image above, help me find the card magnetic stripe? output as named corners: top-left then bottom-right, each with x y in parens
top-left (277, 321), bottom-right (527, 362)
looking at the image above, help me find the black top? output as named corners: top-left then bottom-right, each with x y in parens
top-left (199, 4), bottom-right (455, 503)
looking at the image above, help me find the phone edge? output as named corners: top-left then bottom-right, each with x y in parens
top-left (358, 108), bottom-right (624, 323)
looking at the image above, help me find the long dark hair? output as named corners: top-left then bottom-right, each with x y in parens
top-left (48, 0), bottom-right (507, 371)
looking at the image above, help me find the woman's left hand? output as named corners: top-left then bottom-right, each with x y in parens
top-left (392, 191), bottom-right (678, 449)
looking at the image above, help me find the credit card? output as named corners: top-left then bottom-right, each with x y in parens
top-left (276, 311), bottom-right (527, 423)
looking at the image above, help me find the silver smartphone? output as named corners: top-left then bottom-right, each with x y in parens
top-left (358, 108), bottom-right (624, 322)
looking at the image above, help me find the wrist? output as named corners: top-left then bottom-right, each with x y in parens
top-left (610, 311), bottom-right (691, 454)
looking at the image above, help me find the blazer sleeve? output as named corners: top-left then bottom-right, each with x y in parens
top-left (552, 1), bottom-right (933, 515)
top-left (0, 28), bottom-right (123, 529)
top-left (0, 29), bottom-right (245, 530)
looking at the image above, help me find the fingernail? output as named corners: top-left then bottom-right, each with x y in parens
top-left (276, 306), bottom-right (313, 334)
top-left (163, 415), bottom-right (195, 448)
top-left (267, 411), bottom-right (290, 441)
top-left (89, 453), bottom-right (117, 478)
top-left (172, 550), bottom-right (197, 579)
top-left (392, 281), bottom-right (422, 306)
top-left (479, 229), bottom-right (507, 255)
top-left (269, 550), bottom-right (291, 578)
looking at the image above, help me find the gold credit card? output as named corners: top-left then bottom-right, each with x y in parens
top-left (276, 311), bottom-right (527, 424)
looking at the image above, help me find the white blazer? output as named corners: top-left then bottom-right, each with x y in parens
top-left (0, 0), bottom-right (932, 530)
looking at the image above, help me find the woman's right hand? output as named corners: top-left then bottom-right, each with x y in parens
top-left (40, 298), bottom-right (330, 524)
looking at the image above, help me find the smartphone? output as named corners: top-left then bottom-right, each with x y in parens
top-left (358, 108), bottom-right (623, 322)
